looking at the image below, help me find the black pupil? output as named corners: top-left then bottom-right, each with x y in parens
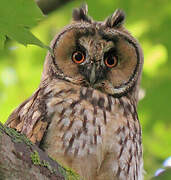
top-left (107, 55), bottom-right (115, 65)
top-left (75, 52), bottom-right (83, 61)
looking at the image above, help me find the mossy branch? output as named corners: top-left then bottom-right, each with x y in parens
top-left (0, 122), bottom-right (80, 180)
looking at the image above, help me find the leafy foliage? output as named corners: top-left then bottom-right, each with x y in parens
top-left (0, 0), bottom-right (171, 179)
top-left (0, 0), bottom-right (47, 49)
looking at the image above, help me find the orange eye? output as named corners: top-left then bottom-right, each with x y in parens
top-left (105, 55), bottom-right (118, 68)
top-left (72, 51), bottom-right (85, 64)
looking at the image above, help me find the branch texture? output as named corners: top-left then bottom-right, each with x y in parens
top-left (0, 123), bottom-right (79, 180)
top-left (35, 0), bottom-right (73, 14)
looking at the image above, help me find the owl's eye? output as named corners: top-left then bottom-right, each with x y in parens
top-left (104, 54), bottom-right (118, 68)
top-left (72, 51), bottom-right (85, 64)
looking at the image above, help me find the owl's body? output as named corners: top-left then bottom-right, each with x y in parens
top-left (6, 5), bottom-right (143, 180)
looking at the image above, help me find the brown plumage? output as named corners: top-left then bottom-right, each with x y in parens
top-left (6, 5), bottom-right (144, 180)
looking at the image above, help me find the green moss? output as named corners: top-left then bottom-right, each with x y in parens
top-left (58, 164), bottom-right (67, 179)
top-left (0, 123), bottom-right (6, 135)
top-left (60, 166), bottom-right (81, 180)
top-left (31, 151), bottom-right (56, 173)
top-left (41, 160), bottom-right (56, 173)
top-left (1, 123), bottom-right (81, 179)
top-left (50, 157), bottom-right (81, 180)
top-left (65, 168), bottom-right (80, 180)
top-left (48, 157), bottom-right (71, 179)
top-left (0, 123), bottom-right (32, 146)
top-left (31, 151), bottom-right (41, 165)
top-left (0, 127), bottom-right (2, 136)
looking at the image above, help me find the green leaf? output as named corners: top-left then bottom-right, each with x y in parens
top-left (0, 0), bottom-right (47, 49)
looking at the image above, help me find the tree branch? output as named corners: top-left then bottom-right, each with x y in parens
top-left (0, 123), bottom-right (79, 180)
top-left (35, 0), bottom-right (73, 14)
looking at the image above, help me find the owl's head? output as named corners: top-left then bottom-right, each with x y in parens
top-left (42, 5), bottom-right (143, 99)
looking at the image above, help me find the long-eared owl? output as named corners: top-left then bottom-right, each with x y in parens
top-left (6, 5), bottom-right (144, 180)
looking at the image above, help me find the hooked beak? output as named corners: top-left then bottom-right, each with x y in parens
top-left (78, 60), bottom-right (106, 86)
top-left (89, 63), bottom-right (96, 85)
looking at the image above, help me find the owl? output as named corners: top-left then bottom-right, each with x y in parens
top-left (6, 5), bottom-right (144, 180)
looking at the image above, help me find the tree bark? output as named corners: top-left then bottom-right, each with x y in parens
top-left (0, 123), bottom-right (79, 180)
top-left (35, 0), bottom-right (73, 14)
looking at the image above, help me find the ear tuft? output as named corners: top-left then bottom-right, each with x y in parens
top-left (105, 9), bottom-right (125, 28)
top-left (72, 4), bottom-right (92, 23)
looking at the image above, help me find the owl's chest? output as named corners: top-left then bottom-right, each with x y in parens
top-left (43, 83), bottom-right (137, 157)
top-left (41, 82), bottom-right (143, 179)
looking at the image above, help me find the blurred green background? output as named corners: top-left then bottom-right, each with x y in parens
top-left (0, 0), bottom-right (171, 179)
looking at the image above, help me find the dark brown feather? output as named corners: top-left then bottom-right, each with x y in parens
top-left (5, 88), bottom-right (48, 144)
top-left (72, 4), bottom-right (92, 23)
top-left (105, 9), bottom-right (125, 28)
